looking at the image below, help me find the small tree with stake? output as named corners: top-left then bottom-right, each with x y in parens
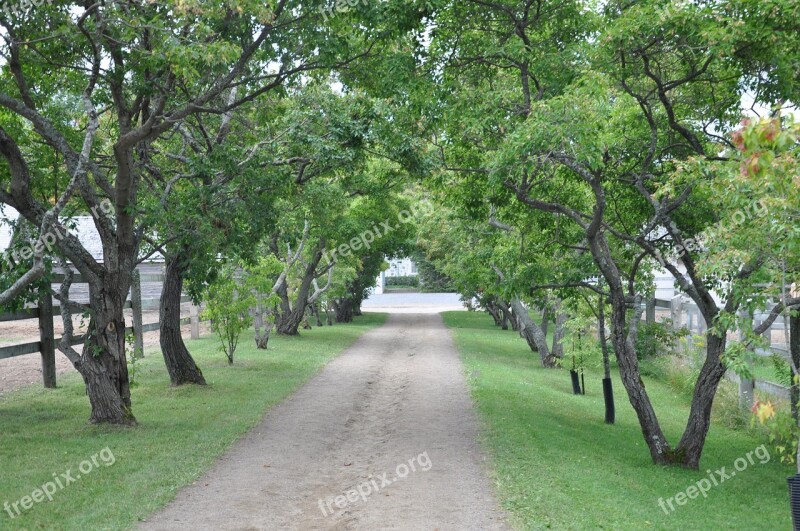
top-left (203, 270), bottom-right (254, 365)
top-left (562, 310), bottom-right (602, 397)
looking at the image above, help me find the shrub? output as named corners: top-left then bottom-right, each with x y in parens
top-left (635, 319), bottom-right (686, 360)
top-left (770, 353), bottom-right (793, 387)
top-left (752, 400), bottom-right (799, 465)
top-left (203, 273), bottom-right (254, 364)
top-left (413, 255), bottom-right (456, 292)
top-left (385, 275), bottom-right (419, 288)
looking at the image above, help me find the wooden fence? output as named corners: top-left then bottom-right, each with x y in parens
top-left (649, 296), bottom-right (792, 404)
top-left (0, 269), bottom-right (202, 388)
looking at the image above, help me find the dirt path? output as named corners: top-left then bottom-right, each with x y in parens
top-left (139, 313), bottom-right (508, 530)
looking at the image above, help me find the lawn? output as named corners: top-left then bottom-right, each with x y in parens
top-left (752, 354), bottom-right (789, 386)
top-left (442, 311), bottom-right (793, 530)
top-left (0, 313), bottom-right (386, 530)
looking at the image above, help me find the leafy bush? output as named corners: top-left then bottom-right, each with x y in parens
top-left (635, 319), bottom-right (686, 360)
top-left (412, 254), bottom-right (456, 292)
top-left (752, 400), bottom-right (799, 465)
top-left (770, 353), bottom-right (793, 387)
top-left (385, 275), bottom-right (419, 288)
top-left (561, 314), bottom-right (603, 372)
top-left (203, 273), bottom-right (254, 364)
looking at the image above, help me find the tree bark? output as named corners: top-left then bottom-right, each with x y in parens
top-left (507, 304), bottom-right (520, 331)
top-left (551, 308), bottom-right (568, 360)
top-left (258, 327), bottom-right (272, 348)
top-left (274, 278), bottom-right (292, 331)
top-left (588, 230), bottom-right (673, 464)
top-left (159, 254), bottom-right (206, 385)
top-left (673, 334), bottom-right (727, 467)
top-left (599, 296), bottom-right (612, 380)
top-left (607, 290), bottom-right (672, 463)
top-left (75, 278), bottom-right (136, 425)
top-left (276, 243), bottom-right (325, 335)
top-left (485, 300), bottom-right (503, 327)
top-left (252, 294), bottom-right (272, 349)
top-left (511, 298), bottom-right (557, 367)
top-left (312, 303), bottom-right (323, 327)
top-left (334, 298), bottom-right (356, 323)
top-left (790, 309), bottom-right (800, 423)
top-left (497, 300), bottom-right (511, 330)
top-left (791, 311), bottom-right (800, 471)
top-left (541, 306), bottom-right (550, 338)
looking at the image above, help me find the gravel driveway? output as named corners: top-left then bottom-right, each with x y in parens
top-left (139, 312), bottom-right (508, 530)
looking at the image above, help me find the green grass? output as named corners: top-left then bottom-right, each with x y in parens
top-left (752, 354), bottom-right (790, 386)
top-left (0, 313), bottom-right (386, 530)
top-left (442, 311), bottom-right (793, 530)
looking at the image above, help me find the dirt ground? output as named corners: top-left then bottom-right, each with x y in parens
top-left (139, 312), bottom-right (508, 531)
top-left (0, 306), bottom-right (205, 398)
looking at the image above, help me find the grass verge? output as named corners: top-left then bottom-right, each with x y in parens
top-left (442, 311), bottom-right (792, 530)
top-left (0, 313), bottom-right (386, 530)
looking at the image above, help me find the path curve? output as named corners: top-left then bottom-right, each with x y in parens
top-left (140, 313), bottom-right (508, 530)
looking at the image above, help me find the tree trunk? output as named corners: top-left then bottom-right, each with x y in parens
top-left (334, 298), bottom-right (355, 323)
top-left (486, 301), bottom-right (503, 327)
top-left (75, 279), bottom-right (136, 425)
top-left (595, 228), bottom-right (731, 467)
top-left (791, 311), bottom-right (800, 423)
top-left (599, 295), bottom-right (615, 424)
top-left (606, 290), bottom-right (673, 464)
top-left (274, 279), bottom-right (292, 332)
top-left (276, 243), bottom-right (324, 335)
top-left (255, 326), bottom-right (272, 349)
top-left (551, 310), bottom-right (568, 360)
top-left (159, 254), bottom-right (206, 385)
top-left (589, 231), bottom-right (672, 464)
top-left (506, 302), bottom-right (520, 331)
top-left (252, 296), bottom-right (273, 350)
top-left (277, 304), bottom-right (306, 335)
top-left (541, 306), bottom-right (550, 338)
top-left (511, 298), bottom-right (557, 367)
top-left (791, 311), bottom-right (800, 471)
top-left (599, 297), bottom-right (611, 380)
top-left (673, 334), bottom-right (728, 468)
top-left (313, 303), bottom-right (323, 327)
top-left (497, 300), bottom-right (511, 330)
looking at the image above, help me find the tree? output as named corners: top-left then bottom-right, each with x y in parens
top-left (704, 116), bottom-right (800, 467)
top-left (0, 0), bottom-right (373, 423)
top-left (423, 0), bottom-right (798, 467)
top-left (204, 270), bottom-right (254, 365)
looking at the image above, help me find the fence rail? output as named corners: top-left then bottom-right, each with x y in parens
top-left (0, 269), bottom-right (202, 388)
top-left (651, 295), bottom-right (792, 402)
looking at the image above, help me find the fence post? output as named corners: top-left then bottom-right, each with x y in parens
top-left (670, 296), bottom-right (682, 330)
top-left (38, 290), bottom-right (56, 388)
top-left (190, 304), bottom-right (200, 340)
top-left (698, 308), bottom-right (707, 334)
top-left (131, 269), bottom-right (144, 358)
top-left (646, 298), bottom-right (656, 324)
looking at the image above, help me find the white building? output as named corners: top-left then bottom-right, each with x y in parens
top-left (1, 206), bottom-right (162, 264)
top-left (373, 257), bottom-right (418, 294)
top-left (385, 257), bottom-right (417, 277)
